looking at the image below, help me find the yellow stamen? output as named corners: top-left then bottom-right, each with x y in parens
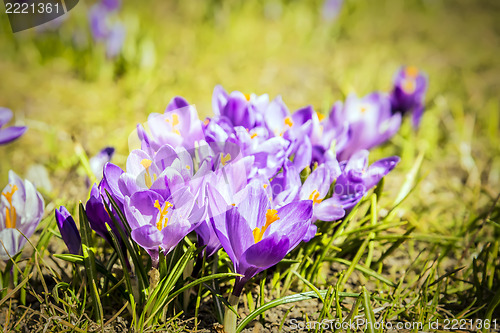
top-left (165, 113), bottom-right (181, 135)
top-left (221, 153), bottom-right (231, 166)
top-left (231, 203), bottom-right (236, 206)
top-left (263, 184), bottom-right (268, 189)
top-left (360, 107), bottom-right (367, 113)
top-left (141, 159), bottom-right (155, 188)
top-left (244, 93), bottom-right (251, 101)
top-left (250, 133), bottom-right (258, 139)
top-left (203, 118), bottom-right (210, 126)
top-left (186, 165), bottom-right (191, 170)
top-left (252, 209), bottom-right (280, 243)
top-left (154, 200), bottom-right (173, 231)
top-left (402, 78), bottom-right (416, 94)
top-left (284, 116), bottom-right (294, 128)
top-left (2, 185), bottom-right (18, 229)
top-left (405, 66), bottom-right (419, 77)
top-left (308, 190), bottom-right (323, 205)
top-left (317, 113), bottom-right (325, 121)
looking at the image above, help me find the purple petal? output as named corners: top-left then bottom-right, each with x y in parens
top-left (55, 206), bottom-right (81, 255)
top-left (0, 126), bottom-right (27, 144)
top-left (243, 233), bottom-right (289, 269)
top-left (0, 108), bottom-right (13, 127)
top-left (131, 224), bottom-right (162, 250)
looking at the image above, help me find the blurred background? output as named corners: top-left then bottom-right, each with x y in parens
top-left (0, 0), bottom-right (499, 231)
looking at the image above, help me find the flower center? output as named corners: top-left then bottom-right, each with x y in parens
top-left (284, 116), bottom-right (294, 128)
top-left (2, 185), bottom-right (18, 229)
top-left (308, 190), bottom-right (323, 205)
top-left (165, 113), bottom-right (180, 135)
top-left (220, 153), bottom-right (231, 166)
top-left (141, 159), bottom-right (157, 188)
top-left (154, 200), bottom-right (173, 231)
top-left (402, 78), bottom-right (416, 94)
top-left (252, 209), bottom-right (280, 243)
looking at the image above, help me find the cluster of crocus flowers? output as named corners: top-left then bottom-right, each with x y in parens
top-left (0, 171), bottom-right (44, 260)
top-left (77, 67), bottom-right (426, 331)
top-left (0, 108), bottom-right (27, 145)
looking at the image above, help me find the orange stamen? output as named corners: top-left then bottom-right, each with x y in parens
top-left (308, 190), bottom-right (323, 205)
top-left (221, 153), bottom-right (231, 166)
top-left (252, 209), bottom-right (280, 243)
top-left (166, 113), bottom-right (181, 135)
top-left (154, 200), bottom-right (173, 231)
top-left (405, 66), bottom-right (419, 77)
top-left (2, 185), bottom-right (18, 229)
top-left (402, 78), bottom-right (416, 94)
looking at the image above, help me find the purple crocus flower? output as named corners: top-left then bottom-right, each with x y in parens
top-left (106, 23), bottom-right (125, 58)
top-left (138, 98), bottom-right (205, 153)
top-left (0, 108), bottom-right (27, 145)
top-left (330, 93), bottom-right (402, 161)
top-left (89, 2), bottom-right (125, 58)
top-left (390, 66), bottom-right (428, 128)
top-left (102, 0), bottom-right (121, 12)
top-left (89, 146), bottom-right (115, 181)
top-left (86, 183), bottom-right (125, 246)
top-left (212, 85), bottom-right (269, 129)
top-left (89, 4), bottom-right (109, 40)
top-left (210, 183), bottom-right (313, 296)
top-left (299, 151), bottom-right (400, 241)
top-left (55, 206), bottom-right (81, 255)
top-left (196, 157), bottom-right (252, 257)
top-left (0, 171), bottom-right (44, 260)
top-left (124, 187), bottom-right (206, 266)
top-left (332, 150), bottom-right (400, 211)
top-left (322, 0), bottom-right (343, 21)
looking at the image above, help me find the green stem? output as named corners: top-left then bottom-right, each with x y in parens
top-left (224, 294), bottom-right (240, 333)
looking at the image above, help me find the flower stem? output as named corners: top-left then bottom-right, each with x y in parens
top-left (223, 293), bottom-right (240, 333)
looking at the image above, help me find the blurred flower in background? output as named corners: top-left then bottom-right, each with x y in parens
top-left (322, 0), bottom-right (343, 22)
top-left (89, 146), bottom-right (115, 181)
top-left (89, 0), bottom-right (125, 58)
top-left (390, 66), bottom-right (428, 129)
top-left (0, 108), bottom-right (27, 145)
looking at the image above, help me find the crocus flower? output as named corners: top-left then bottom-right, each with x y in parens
top-left (210, 183), bottom-right (313, 296)
top-left (0, 108), bottom-right (27, 145)
top-left (89, 2), bottom-right (125, 58)
top-left (124, 187), bottom-right (206, 266)
top-left (102, 0), bottom-right (121, 11)
top-left (196, 157), bottom-right (252, 257)
top-left (106, 23), bottom-right (125, 58)
top-left (212, 85), bottom-right (269, 129)
top-left (332, 150), bottom-right (400, 211)
top-left (322, 0), bottom-right (343, 21)
top-left (55, 206), bottom-right (81, 255)
top-left (86, 183), bottom-right (125, 246)
top-left (0, 171), bottom-right (44, 260)
top-left (89, 146), bottom-right (115, 181)
top-left (329, 93), bottom-right (401, 161)
top-left (390, 66), bottom-right (428, 128)
top-left (301, 151), bottom-right (399, 241)
top-left (138, 98), bottom-right (205, 154)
